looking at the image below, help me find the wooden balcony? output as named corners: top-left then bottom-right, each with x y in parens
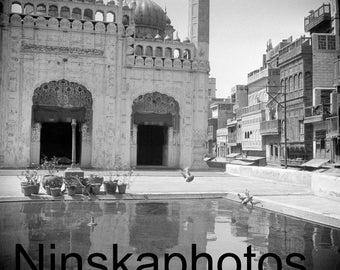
top-left (304, 4), bottom-right (331, 32)
top-left (260, 119), bottom-right (281, 136)
top-left (304, 104), bottom-right (331, 124)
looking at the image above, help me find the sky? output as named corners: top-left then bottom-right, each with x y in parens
top-left (155, 0), bottom-right (328, 97)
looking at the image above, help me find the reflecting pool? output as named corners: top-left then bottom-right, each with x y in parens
top-left (0, 199), bottom-right (339, 270)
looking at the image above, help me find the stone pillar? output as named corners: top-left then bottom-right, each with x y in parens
top-left (71, 119), bottom-right (77, 167)
top-left (130, 124), bottom-right (137, 167)
top-left (30, 123), bottom-right (41, 166)
top-left (81, 123), bottom-right (91, 167)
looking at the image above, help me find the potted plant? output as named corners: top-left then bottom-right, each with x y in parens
top-left (63, 176), bottom-right (82, 196)
top-left (103, 171), bottom-right (119, 195)
top-left (117, 169), bottom-right (133, 194)
top-left (19, 169), bottom-right (40, 196)
top-left (88, 174), bottom-right (104, 195)
top-left (40, 156), bottom-right (62, 195)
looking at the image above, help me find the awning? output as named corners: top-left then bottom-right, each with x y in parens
top-left (33, 105), bottom-right (86, 123)
top-left (230, 160), bottom-right (255, 166)
top-left (300, 159), bottom-right (329, 168)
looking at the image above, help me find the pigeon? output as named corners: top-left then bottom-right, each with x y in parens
top-left (238, 190), bottom-right (254, 206)
top-left (181, 168), bottom-right (194, 182)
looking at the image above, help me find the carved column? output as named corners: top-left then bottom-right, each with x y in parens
top-left (71, 119), bottom-right (77, 167)
top-left (81, 123), bottom-right (91, 167)
top-left (130, 124), bottom-right (137, 167)
top-left (167, 127), bottom-right (174, 167)
top-left (30, 123), bottom-right (41, 166)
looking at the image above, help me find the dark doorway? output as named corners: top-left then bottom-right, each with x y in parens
top-left (40, 122), bottom-right (81, 165)
top-left (137, 125), bottom-right (167, 166)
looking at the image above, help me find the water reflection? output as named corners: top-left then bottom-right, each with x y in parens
top-left (0, 200), bottom-right (339, 269)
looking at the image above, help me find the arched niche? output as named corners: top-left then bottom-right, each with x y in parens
top-left (130, 92), bottom-right (180, 168)
top-left (30, 79), bottom-right (93, 167)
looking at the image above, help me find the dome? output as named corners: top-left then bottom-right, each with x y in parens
top-left (128, 0), bottom-right (167, 37)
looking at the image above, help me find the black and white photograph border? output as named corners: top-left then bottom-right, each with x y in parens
top-left (0, 0), bottom-right (339, 269)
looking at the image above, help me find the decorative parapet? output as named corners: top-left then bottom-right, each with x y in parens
top-left (21, 42), bottom-right (104, 56)
top-left (278, 36), bottom-right (312, 65)
top-left (9, 14), bottom-right (118, 34)
top-left (125, 38), bottom-right (209, 72)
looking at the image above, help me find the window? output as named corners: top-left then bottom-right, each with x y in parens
top-left (135, 45), bottom-right (143, 56)
top-left (60, 6), bottom-right (70, 18)
top-left (174, 48), bottom-right (181, 59)
top-left (24, 3), bottom-right (34, 15)
top-left (36, 4), bottom-right (46, 15)
top-left (155, 47), bottom-right (162, 57)
top-left (48, 5), bottom-right (58, 17)
top-left (320, 138), bottom-right (325, 149)
top-left (95, 11), bottom-right (104, 21)
top-left (106, 12), bottom-right (115, 22)
top-left (122, 15), bottom-right (129, 26)
top-left (84, 9), bottom-right (93, 20)
top-left (165, 47), bottom-right (172, 58)
top-left (318, 35), bottom-right (327, 50)
top-left (299, 120), bottom-right (304, 135)
top-left (328, 35), bottom-right (336, 50)
top-left (12, 3), bottom-right (22, 13)
top-left (270, 145), bottom-right (273, 156)
top-left (183, 49), bottom-right (191, 59)
top-left (72, 8), bottom-right (82, 20)
top-left (145, 46), bottom-right (153, 56)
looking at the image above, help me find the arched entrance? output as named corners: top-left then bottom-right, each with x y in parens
top-left (30, 80), bottom-right (93, 166)
top-left (130, 92), bottom-right (180, 167)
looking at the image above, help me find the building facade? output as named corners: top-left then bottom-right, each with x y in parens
top-left (0, 0), bottom-right (211, 169)
top-left (304, 2), bottom-right (340, 163)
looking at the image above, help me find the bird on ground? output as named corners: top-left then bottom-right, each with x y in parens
top-left (238, 189), bottom-right (253, 206)
top-left (181, 167), bottom-right (194, 182)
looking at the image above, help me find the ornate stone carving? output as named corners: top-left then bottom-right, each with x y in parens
top-left (164, 59), bottom-right (172, 68)
top-left (95, 22), bottom-right (105, 33)
top-left (21, 43), bottom-right (104, 56)
top-left (36, 16), bottom-right (47, 28)
top-left (135, 56), bottom-right (144, 66)
top-left (145, 57), bottom-right (153, 67)
top-left (33, 79), bottom-right (93, 122)
top-left (84, 21), bottom-right (94, 32)
top-left (183, 60), bottom-right (191, 70)
top-left (23, 16), bottom-right (34, 26)
top-left (10, 14), bottom-right (21, 26)
top-left (60, 19), bottom-right (71, 29)
top-left (72, 20), bottom-right (82, 30)
top-left (48, 17), bottom-right (59, 28)
top-left (31, 123), bottom-right (41, 142)
top-left (173, 59), bottom-right (182, 69)
top-left (81, 123), bottom-right (91, 143)
top-left (132, 92), bottom-right (179, 116)
top-left (155, 58), bottom-right (163, 68)
top-left (107, 23), bottom-right (117, 33)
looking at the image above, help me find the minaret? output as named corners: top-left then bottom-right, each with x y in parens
top-left (188, 0), bottom-right (210, 61)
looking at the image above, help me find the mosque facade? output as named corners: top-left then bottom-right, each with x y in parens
top-left (0, 0), bottom-right (210, 169)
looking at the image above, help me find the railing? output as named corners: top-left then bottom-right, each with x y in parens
top-left (236, 102), bottom-right (266, 118)
top-left (304, 104), bottom-right (331, 123)
top-left (247, 67), bottom-right (269, 84)
top-left (260, 119), bottom-right (281, 135)
top-left (304, 4), bottom-right (331, 32)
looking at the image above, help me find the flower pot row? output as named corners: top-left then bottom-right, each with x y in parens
top-left (104, 181), bottom-right (127, 194)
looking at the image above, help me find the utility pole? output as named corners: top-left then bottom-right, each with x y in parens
top-left (265, 85), bottom-right (288, 169)
top-left (283, 86), bottom-right (287, 169)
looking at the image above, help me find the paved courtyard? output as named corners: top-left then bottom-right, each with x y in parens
top-left (0, 169), bottom-right (339, 228)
